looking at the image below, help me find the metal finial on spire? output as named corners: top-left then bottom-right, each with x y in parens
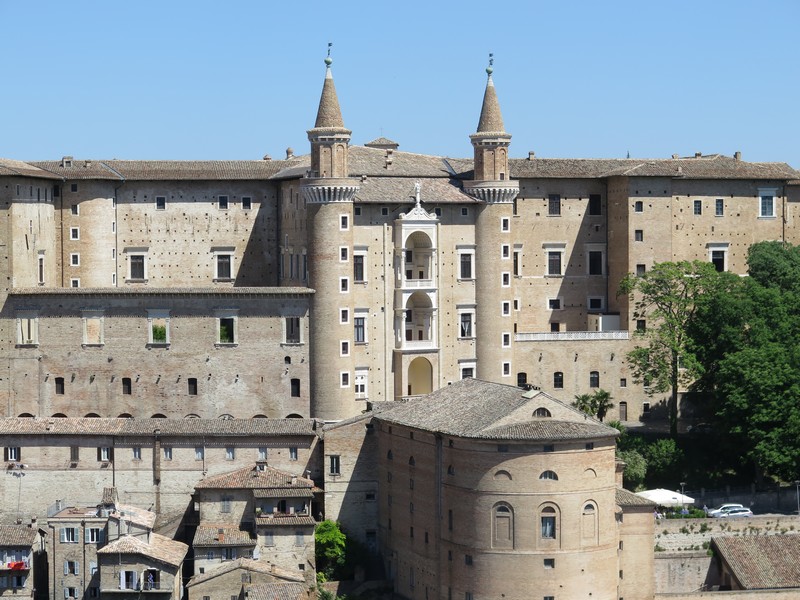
top-left (486, 53), bottom-right (494, 76)
top-left (325, 42), bottom-right (333, 66)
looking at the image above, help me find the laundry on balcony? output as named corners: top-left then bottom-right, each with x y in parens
top-left (8, 561), bottom-right (28, 570)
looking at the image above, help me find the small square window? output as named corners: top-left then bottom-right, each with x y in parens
top-left (501, 217), bottom-right (510, 231)
top-left (461, 207), bottom-right (469, 216)
top-left (340, 215), bottom-right (349, 230)
top-left (156, 196), bottom-right (166, 210)
top-left (70, 278), bottom-right (80, 288)
top-left (71, 204), bottom-right (79, 215)
top-left (354, 206), bottom-right (362, 216)
top-left (543, 444), bottom-right (555, 453)
top-left (544, 558), bottom-right (555, 569)
top-left (218, 195), bottom-right (229, 210)
top-left (636, 264), bottom-right (646, 276)
top-left (548, 298), bottom-right (561, 310)
top-left (70, 183), bottom-right (78, 193)
top-left (242, 197), bottom-right (252, 210)
top-left (340, 277), bottom-right (349, 293)
top-left (340, 308), bottom-right (349, 324)
top-left (634, 200), bottom-right (643, 213)
top-left (550, 322), bottom-right (560, 333)
top-left (70, 227), bottom-right (79, 240)
top-left (341, 372), bottom-right (350, 388)
top-left (637, 319), bottom-right (646, 331)
top-left (634, 230), bottom-right (643, 242)
top-left (381, 207), bottom-right (389, 216)
top-left (588, 297), bottom-right (603, 311)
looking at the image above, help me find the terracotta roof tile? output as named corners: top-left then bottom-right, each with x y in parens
top-left (9, 287), bottom-right (313, 297)
top-left (186, 558), bottom-right (304, 587)
top-left (713, 535), bottom-right (800, 589)
top-left (98, 533), bottom-right (188, 567)
top-left (109, 504), bottom-right (157, 530)
top-left (256, 515), bottom-right (316, 527)
top-left (616, 488), bottom-right (656, 507)
top-left (376, 378), bottom-right (618, 440)
top-left (193, 526), bottom-right (256, 547)
top-left (0, 158), bottom-right (63, 179)
top-left (30, 160), bottom-right (292, 181)
top-left (195, 464), bottom-right (315, 490)
top-left (475, 75), bottom-right (506, 134)
top-left (246, 582), bottom-right (310, 600)
top-left (0, 526), bottom-right (38, 547)
top-left (354, 176), bottom-right (475, 204)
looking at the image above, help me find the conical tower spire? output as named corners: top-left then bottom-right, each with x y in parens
top-left (314, 49), bottom-right (345, 129)
top-left (476, 56), bottom-right (506, 134)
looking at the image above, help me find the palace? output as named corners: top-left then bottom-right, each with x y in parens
top-left (1, 60), bottom-right (798, 425)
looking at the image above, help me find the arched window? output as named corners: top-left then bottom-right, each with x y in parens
top-left (534, 407), bottom-right (552, 418)
top-left (387, 450), bottom-right (393, 460)
top-left (118, 413), bottom-right (133, 419)
top-left (84, 413), bottom-right (100, 418)
top-left (553, 372), bottom-right (563, 389)
top-left (408, 456), bottom-right (415, 466)
top-left (447, 465), bottom-right (455, 476)
top-left (151, 413), bottom-right (167, 419)
top-left (492, 503), bottom-right (514, 549)
top-left (539, 470), bottom-right (558, 481)
top-left (17, 413), bottom-right (34, 418)
top-left (589, 371), bottom-right (600, 388)
top-left (184, 413), bottom-right (200, 419)
top-left (582, 502), bottom-right (598, 543)
top-left (493, 470), bottom-right (512, 481)
top-left (540, 506), bottom-right (557, 539)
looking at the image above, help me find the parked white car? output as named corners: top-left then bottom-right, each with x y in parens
top-left (719, 507), bottom-right (753, 518)
top-left (708, 503), bottom-right (744, 517)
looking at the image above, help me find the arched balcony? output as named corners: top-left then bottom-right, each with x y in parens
top-left (398, 231), bottom-right (437, 290)
top-left (396, 291), bottom-right (437, 350)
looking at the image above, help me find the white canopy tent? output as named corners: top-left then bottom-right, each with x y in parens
top-left (635, 488), bottom-right (695, 507)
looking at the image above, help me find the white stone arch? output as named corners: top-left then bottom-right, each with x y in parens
top-left (408, 357), bottom-right (433, 396)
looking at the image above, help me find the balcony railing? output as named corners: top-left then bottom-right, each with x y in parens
top-left (400, 340), bottom-right (437, 351)
top-left (402, 278), bottom-right (435, 289)
top-left (515, 331), bottom-right (630, 342)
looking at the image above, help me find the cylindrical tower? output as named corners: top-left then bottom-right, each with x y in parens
top-left (303, 54), bottom-right (360, 421)
top-left (464, 58), bottom-right (519, 382)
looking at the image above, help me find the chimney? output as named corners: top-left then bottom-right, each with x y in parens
top-left (671, 154), bottom-right (679, 159)
top-left (61, 156), bottom-right (73, 168)
top-left (291, 475), bottom-right (298, 485)
top-left (384, 149), bottom-right (393, 170)
top-left (285, 147), bottom-right (294, 160)
top-left (528, 151), bottom-right (536, 160)
top-left (734, 151), bottom-right (742, 161)
top-left (262, 154), bottom-right (272, 161)
top-left (218, 528), bottom-right (224, 542)
top-left (694, 152), bottom-right (702, 158)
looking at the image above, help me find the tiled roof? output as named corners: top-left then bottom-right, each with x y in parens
top-left (30, 160), bottom-right (292, 181)
top-left (322, 411), bottom-right (373, 432)
top-left (0, 158), bottom-right (62, 179)
top-left (193, 526), bottom-right (256, 547)
top-left (0, 526), bottom-right (37, 547)
top-left (348, 146), bottom-right (452, 178)
top-left (0, 417), bottom-right (318, 438)
top-left (187, 558), bottom-right (304, 587)
top-left (508, 155), bottom-right (800, 180)
top-left (354, 176), bottom-right (474, 204)
top-left (246, 582), bottom-right (310, 600)
top-left (364, 137), bottom-right (399, 148)
top-left (376, 378), bottom-right (618, 440)
top-left (195, 465), bottom-right (315, 490)
top-left (255, 515), bottom-right (316, 527)
top-left (253, 488), bottom-right (314, 499)
top-left (9, 286), bottom-right (313, 297)
top-left (110, 504), bottom-right (157, 530)
top-left (476, 76), bottom-right (506, 134)
top-left (713, 535), bottom-right (800, 589)
top-left (616, 488), bottom-right (656, 507)
top-left (101, 488), bottom-right (117, 505)
top-left (313, 67), bottom-right (345, 129)
top-left (98, 533), bottom-right (188, 567)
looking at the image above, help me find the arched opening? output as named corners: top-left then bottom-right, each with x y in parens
top-left (118, 413), bottom-right (133, 419)
top-left (84, 413), bottom-right (100, 418)
top-left (285, 413), bottom-right (303, 419)
top-left (408, 456), bottom-right (416, 466)
top-left (405, 293), bottom-right (434, 343)
top-left (151, 413), bottom-right (167, 419)
top-left (534, 407), bottom-right (552, 418)
top-left (407, 356), bottom-right (432, 396)
top-left (17, 413), bottom-right (34, 418)
top-left (492, 503), bottom-right (514, 549)
top-left (404, 231), bottom-right (434, 283)
top-left (218, 414), bottom-right (234, 420)
top-left (619, 401), bottom-right (628, 421)
top-left (493, 470), bottom-right (512, 481)
top-left (582, 502), bottom-right (598, 544)
top-left (540, 505), bottom-right (559, 543)
top-left (252, 414), bottom-right (268, 419)
top-left (52, 413), bottom-right (67, 418)
top-left (184, 414), bottom-right (200, 419)
top-left (539, 470), bottom-right (558, 481)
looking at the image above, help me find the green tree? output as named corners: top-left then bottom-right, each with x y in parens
top-left (619, 260), bottom-right (724, 437)
top-left (617, 448), bottom-right (647, 490)
top-left (572, 393), bottom-right (594, 416)
top-left (572, 390), bottom-right (615, 422)
top-left (642, 438), bottom-right (683, 484)
top-left (315, 520), bottom-right (347, 578)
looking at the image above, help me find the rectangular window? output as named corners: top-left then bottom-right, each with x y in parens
top-left (71, 204), bottom-right (79, 215)
top-left (341, 372), bottom-right (350, 388)
top-left (760, 195), bottom-right (775, 217)
top-left (340, 277), bottom-right (349, 292)
top-left (354, 316), bottom-right (366, 343)
top-left (547, 251), bottom-right (562, 276)
top-left (70, 445), bottom-right (80, 462)
top-left (588, 251), bottom-right (603, 275)
top-left (218, 195), bottom-right (229, 210)
top-left (285, 316), bottom-right (301, 344)
top-left (226, 447), bottom-right (235, 460)
top-left (553, 372), bottom-right (563, 389)
top-left (38, 255), bottom-right (44, 284)
top-left (711, 249), bottom-right (726, 272)
top-left (156, 196), bottom-right (166, 210)
top-left (502, 333), bottom-right (510, 347)
top-left (129, 254), bottom-right (146, 280)
top-left (60, 527), bottom-right (78, 543)
top-left (353, 255), bottom-right (365, 282)
top-left (502, 301), bottom-right (510, 316)
top-left (541, 515), bottom-right (556, 538)
top-left (258, 447), bottom-right (268, 461)
top-left (636, 264), bottom-right (646, 276)
top-left (148, 310), bottom-right (170, 345)
top-left (242, 196), bottom-right (252, 210)
top-left (693, 199), bottom-right (702, 215)
top-left (588, 194), bottom-right (602, 215)
top-left (340, 246), bottom-right (348, 262)
top-left (70, 183), bottom-right (78, 193)
top-left (548, 298), bottom-right (561, 310)
top-left (461, 367), bottom-right (474, 379)
top-left (71, 278), bottom-right (80, 288)
top-left (502, 362), bottom-right (510, 376)
top-left (501, 244), bottom-right (510, 259)
top-left (459, 312), bottom-right (474, 338)
top-left (122, 377), bottom-right (132, 395)
top-left (548, 194), bottom-right (561, 216)
top-left (55, 376), bottom-right (65, 395)
top-left (501, 217), bottom-right (510, 231)
top-left (216, 254), bottom-right (233, 280)
top-left (5, 447), bottom-right (20, 462)
top-left (637, 319), bottom-right (647, 331)
top-left (588, 297), bottom-right (603, 311)
top-left (70, 227), bottom-right (79, 240)
top-left (163, 447), bottom-right (172, 460)
top-left (634, 200), bottom-right (643, 212)
top-left (355, 368), bottom-right (368, 399)
top-left (340, 308), bottom-right (349, 324)
top-left (131, 446), bottom-right (141, 460)
top-left (635, 230), bottom-right (644, 242)
top-left (221, 496), bottom-right (232, 513)
top-left (715, 198), bottom-right (724, 216)
top-left (98, 447), bottom-right (113, 462)
top-left (70, 253), bottom-right (80, 266)
top-left (218, 315), bottom-right (237, 344)
top-left (188, 378), bottom-right (198, 395)
top-left (86, 528), bottom-right (104, 543)
top-left (329, 455), bottom-right (341, 475)
top-left (502, 272), bottom-right (510, 286)
top-left (289, 447), bottom-right (298, 461)
top-left (459, 251), bottom-right (473, 279)
top-left (291, 378), bottom-right (301, 397)
top-left (340, 340), bottom-right (350, 356)
top-left (195, 446), bottom-right (204, 460)
top-left (340, 215), bottom-right (349, 230)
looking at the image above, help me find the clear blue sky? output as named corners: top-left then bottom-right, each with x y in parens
top-left (2, 0), bottom-right (798, 168)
